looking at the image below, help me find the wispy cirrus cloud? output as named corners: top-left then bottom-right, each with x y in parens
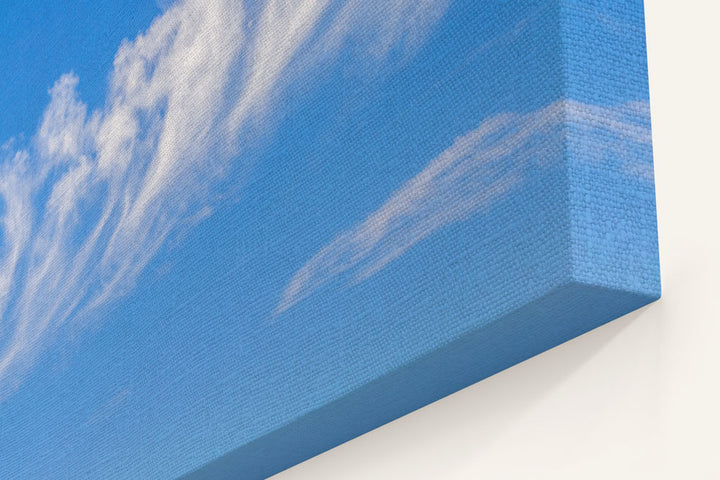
top-left (0, 0), bottom-right (449, 399)
top-left (275, 100), bottom-right (654, 314)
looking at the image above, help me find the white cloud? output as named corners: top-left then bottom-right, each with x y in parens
top-left (0, 0), bottom-right (448, 400)
top-left (275, 100), bottom-right (653, 314)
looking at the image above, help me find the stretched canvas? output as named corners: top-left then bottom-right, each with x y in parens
top-left (0, 0), bottom-right (660, 478)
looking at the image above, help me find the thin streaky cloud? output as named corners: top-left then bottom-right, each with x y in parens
top-left (275, 100), bottom-right (654, 315)
top-left (0, 0), bottom-right (448, 400)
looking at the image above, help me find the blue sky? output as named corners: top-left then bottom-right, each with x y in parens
top-left (0, 1), bottom-right (655, 478)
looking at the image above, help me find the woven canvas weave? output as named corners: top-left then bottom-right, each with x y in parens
top-left (0, 1), bottom-right (659, 478)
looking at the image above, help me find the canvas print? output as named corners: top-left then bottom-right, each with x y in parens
top-left (0, 0), bottom-right (659, 478)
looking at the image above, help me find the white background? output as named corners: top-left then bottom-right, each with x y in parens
top-left (275, 1), bottom-right (720, 478)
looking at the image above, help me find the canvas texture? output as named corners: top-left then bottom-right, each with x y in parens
top-left (0, 1), bottom-right (659, 478)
